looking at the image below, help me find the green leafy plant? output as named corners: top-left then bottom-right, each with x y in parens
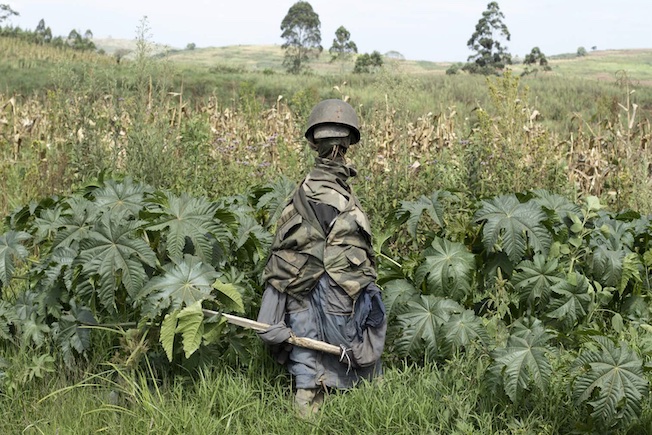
top-left (414, 237), bottom-right (475, 302)
top-left (394, 191), bottom-right (450, 240)
top-left (474, 194), bottom-right (551, 265)
top-left (0, 230), bottom-right (31, 290)
top-left (511, 254), bottom-right (565, 313)
top-left (0, 178), bottom-right (270, 369)
top-left (572, 336), bottom-right (648, 431)
top-left (394, 295), bottom-right (463, 360)
top-left (487, 318), bottom-right (555, 403)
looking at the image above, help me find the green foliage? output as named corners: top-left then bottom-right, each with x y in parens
top-left (0, 230), bottom-right (30, 289)
top-left (545, 272), bottom-right (592, 330)
top-left (353, 51), bottom-right (383, 73)
top-left (329, 25), bottom-right (357, 62)
top-left (138, 254), bottom-right (218, 318)
top-left (0, 4), bottom-right (18, 24)
top-left (145, 191), bottom-right (233, 264)
top-left (394, 190), bottom-right (449, 240)
top-left (512, 254), bottom-right (564, 311)
top-left (522, 47), bottom-right (551, 76)
top-left (488, 318), bottom-right (554, 403)
top-left (465, 1), bottom-right (512, 74)
top-left (280, 1), bottom-right (322, 73)
top-left (466, 71), bottom-right (570, 197)
top-left (415, 237), bottom-right (475, 302)
top-left (254, 176), bottom-right (297, 229)
top-left (380, 278), bottom-right (419, 317)
top-left (77, 210), bottom-right (156, 311)
top-left (474, 194), bottom-right (551, 264)
top-left (160, 300), bottom-right (207, 360)
top-left (0, 351), bottom-right (55, 396)
top-left (394, 295), bottom-right (463, 360)
top-left (2, 34), bottom-right (652, 430)
top-left (0, 178), bottom-right (271, 368)
top-left (440, 309), bottom-right (489, 355)
top-left (573, 336), bottom-right (648, 430)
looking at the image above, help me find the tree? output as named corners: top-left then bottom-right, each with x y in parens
top-left (34, 19), bottom-right (52, 44)
top-left (465, 1), bottom-right (512, 74)
top-left (280, 1), bottom-right (322, 74)
top-left (522, 46), bottom-right (551, 75)
top-left (353, 51), bottom-right (383, 74)
top-left (576, 46), bottom-right (587, 57)
top-left (67, 29), bottom-right (81, 48)
top-left (0, 4), bottom-right (18, 24)
top-left (329, 25), bottom-right (357, 62)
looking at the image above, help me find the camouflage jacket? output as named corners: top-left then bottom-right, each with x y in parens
top-left (262, 158), bottom-right (376, 299)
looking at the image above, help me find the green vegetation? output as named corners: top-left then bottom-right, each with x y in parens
top-left (280, 1), bottom-right (323, 74)
top-left (464, 1), bottom-right (512, 74)
top-left (2, 29), bottom-right (652, 434)
top-left (329, 25), bottom-right (358, 63)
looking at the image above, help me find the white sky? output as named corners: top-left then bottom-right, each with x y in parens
top-left (5, 0), bottom-right (652, 62)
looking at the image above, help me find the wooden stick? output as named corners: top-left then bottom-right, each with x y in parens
top-left (202, 309), bottom-right (341, 356)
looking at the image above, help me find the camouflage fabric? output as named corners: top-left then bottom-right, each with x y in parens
top-left (262, 158), bottom-right (376, 299)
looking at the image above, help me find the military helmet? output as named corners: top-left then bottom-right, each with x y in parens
top-left (304, 99), bottom-right (360, 145)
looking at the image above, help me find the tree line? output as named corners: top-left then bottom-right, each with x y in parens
top-left (280, 1), bottom-right (558, 76)
top-left (1, 1), bottom-right (586, 75)
top-left (0, 5), bottom-right (95, 52)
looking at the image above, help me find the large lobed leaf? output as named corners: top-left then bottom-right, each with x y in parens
top-left (138, 254), bottom-right (219, 318)
top-left (381, 278), bottom-right (420, 318)
top-left (51, 197), bottom-right (100, 251)
top-left (488, 317), bottom-right (554, 403)
top-left (590, 245), bottom-right (641, 293)
top-left (414, 237), bottom-right (475, 302)
top-left (254, 176), bottom-right (296, 228)
top-left (395, 295), bottom-right (463, 360)
top-left (91, 177), bottom-right (151, 217)
top-left (511, 254), bottom-right (565, 312)
top-left (77, 212), bottom-right (156, 312)
top-left (545, 272), bottom-right (591, 330)
top-left (146, 192), bottom-right (233, 263)
top-left (394, 191), bottom-right (451, 239)
top-left (573, 336), bottom-right (648, 429)
top-left (531, 189), bottom-right (581, 225)
top-left (590, 215), bottom-right (635, 252)
top-left (590, 245), bottom-right (625, 289)
top-left (440, 309), bottom-right (490, 355)
top-left (474, 194), bottom-right (551, 264)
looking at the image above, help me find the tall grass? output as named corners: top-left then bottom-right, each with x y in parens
top-left (2, 55), bottom-right (652, 226)
top-left (5, 343), bottom-right (651, 434)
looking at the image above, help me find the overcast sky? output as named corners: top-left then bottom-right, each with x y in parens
top-left (5, 0), bottom-right (651, 62)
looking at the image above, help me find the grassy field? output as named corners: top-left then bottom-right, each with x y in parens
top-left (3, 36), bottom-right (652, 434)
top-left (94, 37), bottom-right (652, 82)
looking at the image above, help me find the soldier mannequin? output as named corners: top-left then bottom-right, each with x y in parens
top-left (257, 99), bottom-right (386, 416)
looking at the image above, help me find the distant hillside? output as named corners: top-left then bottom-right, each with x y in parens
top-left (91, 38), bottom-right (652, 84)
top-left (93, 37), bottom-right (175, 56)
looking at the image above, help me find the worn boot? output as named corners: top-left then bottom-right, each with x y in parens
top-left (294, 388), bottom-right (318, 418)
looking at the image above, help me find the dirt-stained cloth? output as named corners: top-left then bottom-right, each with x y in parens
top-left (262, 158), bottom-right (376, 300)
top-left (257, 275), bottom-right (386, 389)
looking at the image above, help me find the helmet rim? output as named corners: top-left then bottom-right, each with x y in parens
top-left (304, 99), bottom-right (361, 144)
